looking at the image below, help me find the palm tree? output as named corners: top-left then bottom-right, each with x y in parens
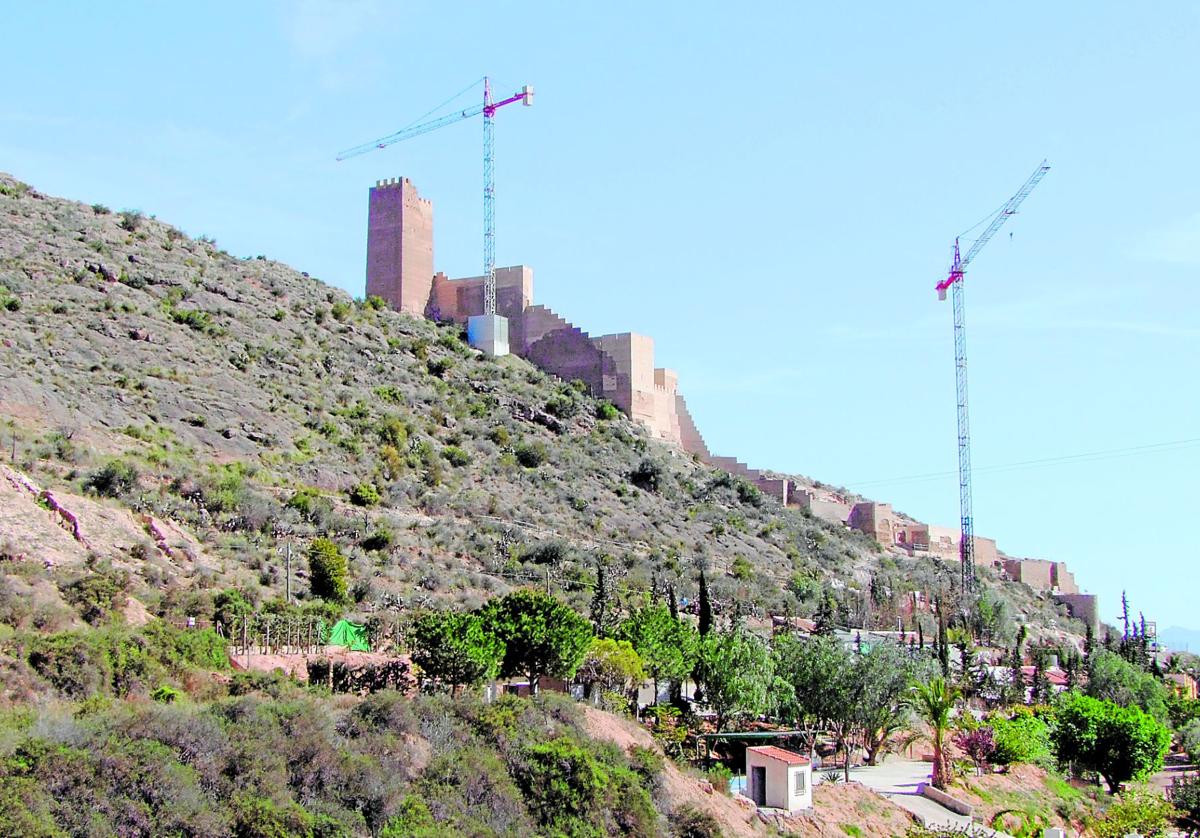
top-left (910, 677), bottom-right (960, 790)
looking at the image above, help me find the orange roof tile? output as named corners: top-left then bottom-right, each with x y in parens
top-left (747, 745), bottom-right (810, 765)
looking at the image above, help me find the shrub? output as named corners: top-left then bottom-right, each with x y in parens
top-left (514, 441), bottom-right (547, 468)
top-left (426, 358), bottom-right (453, 378)
top-left (673, 805), bottom-right (723, 838)
top-left (544, 393), bottom-right (579, 419)
top-left (521, 540), bottom-right (569, 566)
top-left (308, 537), bottom-right (349, 603)
top-left (348, 482), bottom-right (381, 507)
top-left (704, 762), bottom-right (733, 795)
top-left (83, 460), bottom-right (139, 497)
top-left (118, 209), bottom-right (143, 232)
top-left (62, 565), bottom-right (129, 624)
top-left (330, 301), bottom-right (352, 321)
top-left (1089, 786), bottom-right (1178, 838)
top-left (365, 295), bottom-right (387, 310)
top-left (729, 555), bottom-right (753, 581)
top-left (441, 445), bottom-right (470, 467)
top-left (488, 426), bottom-right (510, 446)
top-left (1170, 771), bottom-right (1200, 825)
top-left (630, 459), bottom-right (663, 492)
top-left (361, 529), bottom-right (393, 552)
top-left (595, 401), bottom-right (620, 420)
top-left (990, 711), bottom-right (1053, 767)
top-left (1182, 718), bottom-right (1200, 764)
top-left (627, 744), bottom-right (665, 787)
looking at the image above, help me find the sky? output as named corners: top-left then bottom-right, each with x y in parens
top-left (2, 1), bottom-right (1197, 635)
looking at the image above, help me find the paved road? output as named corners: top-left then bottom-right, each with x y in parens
top-left (815, 758), bottom-right (1011, 835)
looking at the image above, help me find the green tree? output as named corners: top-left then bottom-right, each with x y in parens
top-left (694, 628), bottom-right (773, 731)
top-left (857, 640), bottom-right (927, 766)
top-left (590, 557), bottom-right (617, 638)
top-left (813, 592), bottom-right (838, 635)
top-left (479, 590), bottom-right (592, 692)
top-left (577, 637), bottom-right (645, 704)
top-left (697, 570), bottom-right (713, 636)
top-left (910, 677), bottom-right (960, 789)
top-left (773, 633), bottom-right (852, 762)
top-left (1085, 649), bottom-right (1170, 723)
top-left (617, 603), bottom-right (697, 702)
top-left (1053, 692), bottom-right (1171, 793)
top-left (408, 610), bottom-right (504, 694)
top-left (307, 537), bottom-right (348, 603)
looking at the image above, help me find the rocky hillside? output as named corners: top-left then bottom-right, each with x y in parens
top-left (0, 172), bottom-right (1076, 641)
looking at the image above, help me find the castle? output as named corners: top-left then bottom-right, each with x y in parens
top-left (366, 177), bottom-right (712, 456)
top-left (364, 177), bottom-right (1097, 625)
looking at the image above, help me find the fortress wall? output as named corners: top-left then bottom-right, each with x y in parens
top-left (675, 394), bottom-right (711, 459)
top-left (1055, 593), bottom-right (1099, 628)
top-left (523, 311), bottom-right (613, 396)
top-left (1052, 563), bottom-right (1079, 595)
top-left (431, 265), bottom-right (532, 325)
top-left (367, 178), bottom-right (434, 316)
top-left (850, 502), bottom-right (896, 546)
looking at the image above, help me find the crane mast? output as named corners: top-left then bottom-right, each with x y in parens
top-left (938, 161), bottom-right (1049, 592)
top-left (337, 78), bottom-right (533, 329)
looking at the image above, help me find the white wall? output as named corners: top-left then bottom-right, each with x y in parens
top-left (745, 751), bottom-right (812, 812)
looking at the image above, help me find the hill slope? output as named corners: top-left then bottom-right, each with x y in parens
top-left (0, 171), bottom-right (1075, 640)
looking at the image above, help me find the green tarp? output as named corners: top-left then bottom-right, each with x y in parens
top-left (326, 619), bottom-right (370, 652)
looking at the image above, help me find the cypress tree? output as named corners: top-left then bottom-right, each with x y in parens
top-left (697, 570), bottom-right (713, 636)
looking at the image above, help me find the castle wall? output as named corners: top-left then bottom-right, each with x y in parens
top-left (430, 265), bottom-right (532, 325)
top-left (367, 178), bottom-right (434, 316)
top-left (1052, 562), bottom-right (1079, 595)
top-left (675, 394), bottom-right (711, 459)
top-left (849, 502), bottom-right (896, 546)
top-left (1055, 593), bottom-right (1099, 629)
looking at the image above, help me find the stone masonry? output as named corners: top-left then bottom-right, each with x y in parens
top-left (366, 178), bottom-right (434, 317)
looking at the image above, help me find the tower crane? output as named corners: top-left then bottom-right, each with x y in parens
top-left (337, 78), bottom-right (534, 324)
top-left (936, 160), bottom-right (1050, 592)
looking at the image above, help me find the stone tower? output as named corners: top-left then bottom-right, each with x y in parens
top-left (366, 177), bottom-right (434, 315)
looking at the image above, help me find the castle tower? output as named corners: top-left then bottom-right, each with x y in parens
top-left (366, 177), bottom-right (434, 315)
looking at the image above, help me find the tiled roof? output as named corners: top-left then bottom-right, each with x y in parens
top-left (747, 745), bottom-right (810, 765)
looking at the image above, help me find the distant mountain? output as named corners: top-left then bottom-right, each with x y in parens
top-left (1159, 626), bottom-right (1200, 653)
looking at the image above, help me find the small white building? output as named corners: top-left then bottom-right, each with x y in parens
top-left (745, 746), bottom-right (813, 813)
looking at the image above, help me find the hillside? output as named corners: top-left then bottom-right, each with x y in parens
top-left (0, 171), bottom-right (1083, 642)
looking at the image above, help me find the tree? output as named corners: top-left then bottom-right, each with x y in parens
top-left (590, 558), bottom-right (616, 638)
top-left (409, 610), bottom-right (504, 694)
top-left (1052, 692), bottom-right (1171, 793)
top-left (1085, 649), bottom-right (1170, 723)
top-left (617, 604), bottom-right (697, 702)
top-left (910, 677), bottom-right (960, 789)
top-left (577, 637), bottom-right (644, 705)
top-left (856, 640), bottom-right (927, 766)
top-left (694, 628), bottom-right (773, 731)
top-left (773, 633), bottom-right (852, 762)
top-left (697, 571), bottom-right (713, 636)
top-left (954, 727), bottom-right (996, 776)
top-left (307, 537), bottom-right (348, 603)
top-left (813, 592), bottom-right (837, 636)
top-left (479, 590), bottom-right (592, 692)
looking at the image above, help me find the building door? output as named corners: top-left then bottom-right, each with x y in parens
top-left (751, 766), bottom-right (767, 806)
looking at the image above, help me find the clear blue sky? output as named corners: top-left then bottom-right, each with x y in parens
top-left (3, 2), bottom-right (1197, 634)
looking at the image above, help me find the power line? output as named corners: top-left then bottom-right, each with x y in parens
top-left (846, 437), bottom-right (1200, 490)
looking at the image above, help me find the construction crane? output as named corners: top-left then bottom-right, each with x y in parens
top-left (936, 160), bottom-right (1050, 592)
top-left (336, 77), bottom-right (534, 318)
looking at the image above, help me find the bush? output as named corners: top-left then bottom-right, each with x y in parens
top-left (118, 209), bottom-right (143, 232)
top-left (1182, 718), bottom-right (1200, 764)
top-left (83, 460), bottom-right (139, 497)
top-left (704, 762), bottom-right (733, 795)
top-left (729, 556), bottom-right (753, 581)
top-left (595, 401), bottom-right (620, 421)
top-left (521, 540), bottom-right (569, 566)
top-left (1089, 786), bottom-right (1178, 838)
top-left (630, 459), bottom-right (663, 492)
top-left (308, 537), bottom-right (349, 603)
top-left (544, 393), bottom-right (579, 419)
top-left (1170, 771), bottom-right (1200, 825)
top-left (426, 358), bottom-right (453, 378)
top-left (62, 564), bottom-right (129, 624)
top-left (348, 482), bottom-right (381, 507)
top-left (514, 441), bottom-right (547, 468)
top-left (673, 805), bottom-right (723, 838)
top-left (989, 711), bottom-right (1053, 767)
top-left (441, 445), bottom-right (470, 467)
